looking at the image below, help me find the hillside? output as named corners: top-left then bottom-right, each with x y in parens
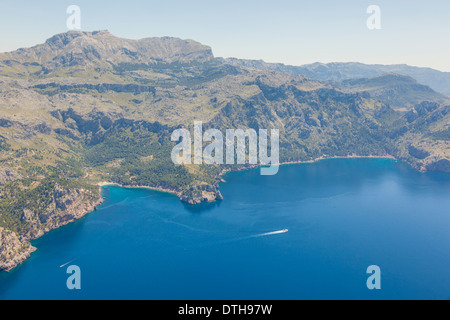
top-left (336, 73), bottom-right (447, 111)
top-left (0, 31), bottom-right (449, 271)
top-left (219, 58), bottom-right (450, 96)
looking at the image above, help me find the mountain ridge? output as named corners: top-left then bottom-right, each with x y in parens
top-left (219, 58), bottom-right (450, 96)
top-left (0, 30), bottom-right (214, 73)
top-left (0, 31), bottom-right (448, 271)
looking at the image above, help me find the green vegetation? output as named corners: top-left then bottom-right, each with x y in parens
top-left (0, 139), bottom-right (10, 151)
top-left (430, 129), bottom-right (450, 141)
top-left (0, 176), bottom-right (96, 235)
top-left (84, 124), bottom-right (195, 190)
top-left (0, 30), bottom-right (448, 270)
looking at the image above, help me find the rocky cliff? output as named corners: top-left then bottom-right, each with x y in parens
top-left (1, 30), bottom-right (214, 72)
top-left (0, 183), bottom-right (102, 271)
top-left (0, 227), bottom-right (36, 272)
top-left (0, 31), bottom-right (448, 271)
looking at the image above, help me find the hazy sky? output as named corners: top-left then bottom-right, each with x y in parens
top-left (1, 0), bottom-right (450, 71)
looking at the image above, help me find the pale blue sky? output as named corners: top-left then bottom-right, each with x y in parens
top-left (1, 0), bottom-right (450, 71)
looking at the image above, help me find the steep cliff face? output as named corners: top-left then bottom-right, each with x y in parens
top-left (0, 227), bottom-right (35, 272)
top-left (180, 184), bottom-right (224, 205)
top-left (0, 184), bottom-right (102, 271)
top-left (0, 31), bottom-right (448, 271)
top-left (19, 184), bottom-right (103, 240)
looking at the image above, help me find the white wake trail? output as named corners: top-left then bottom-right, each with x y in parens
top-left (59, 259), bottom-right (77, 268)
top-left (191, 229), bottom-right (289, 249)
top-left (230, 229), bottom-right (289, 243)
top-left (251, 229), bottom-right (289, 238)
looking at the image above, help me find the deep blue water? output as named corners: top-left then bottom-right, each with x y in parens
top-left (1, 159), bottom-right (449, 300)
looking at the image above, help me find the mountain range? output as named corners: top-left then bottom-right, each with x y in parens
top-left (219, 58), bottom-right (450, 96)
top-left (0, 30), bottom-right (449, 271)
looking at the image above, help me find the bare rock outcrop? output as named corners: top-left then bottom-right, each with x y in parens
top-left (21, 184), bottom-right (103, 241)
top-left (0, 167), bottom-right (21, 185)
top-left (180, 184), bottom-right (223, 205)
top-left (0, 227), bottom-right (36, 272)
top-left (1, 184), bottom-right (103, 271)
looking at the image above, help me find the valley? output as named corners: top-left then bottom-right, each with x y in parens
top-left (0, 30), bottom-right (449, 271)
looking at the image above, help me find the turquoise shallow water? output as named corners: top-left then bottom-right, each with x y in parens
top-left (1, 158), bottom-right (450, 300)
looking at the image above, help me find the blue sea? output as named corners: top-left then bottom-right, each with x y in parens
top-left (1, 158), bottom-right (450, 300)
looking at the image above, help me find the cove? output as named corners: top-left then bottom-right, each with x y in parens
top-left (0, 158), bottom-right (449, 300)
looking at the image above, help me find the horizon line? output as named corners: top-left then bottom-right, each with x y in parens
top-left (1, 29), bottom-right (450, 74)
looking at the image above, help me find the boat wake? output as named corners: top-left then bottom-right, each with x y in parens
top-left (218, 229), bottom-right (289, 245)
top-left (253, 229), bottom-right (289, 238)
top-left (185, 229), bottom-right (290, 250)
top-left (59, 259), bottom-right (77, 268)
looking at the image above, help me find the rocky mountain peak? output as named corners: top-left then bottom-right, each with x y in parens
top-left (2, 31), bottom-right (215, 70)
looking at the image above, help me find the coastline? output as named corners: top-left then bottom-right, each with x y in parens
top-left (97, 182), bottom-right (182, 198)
top-left (219, 154), bottom-right (399, 179)
top-left (98, 155), bottom-right (402, 200)
top-left (279, 154), bottom-right (397, 166)
top-left (0, 194), bottom-right (103, 272)
top-left (289, 154), bottom-right (450, 174)
top-left (0, 154), bottom-right (428, 272)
